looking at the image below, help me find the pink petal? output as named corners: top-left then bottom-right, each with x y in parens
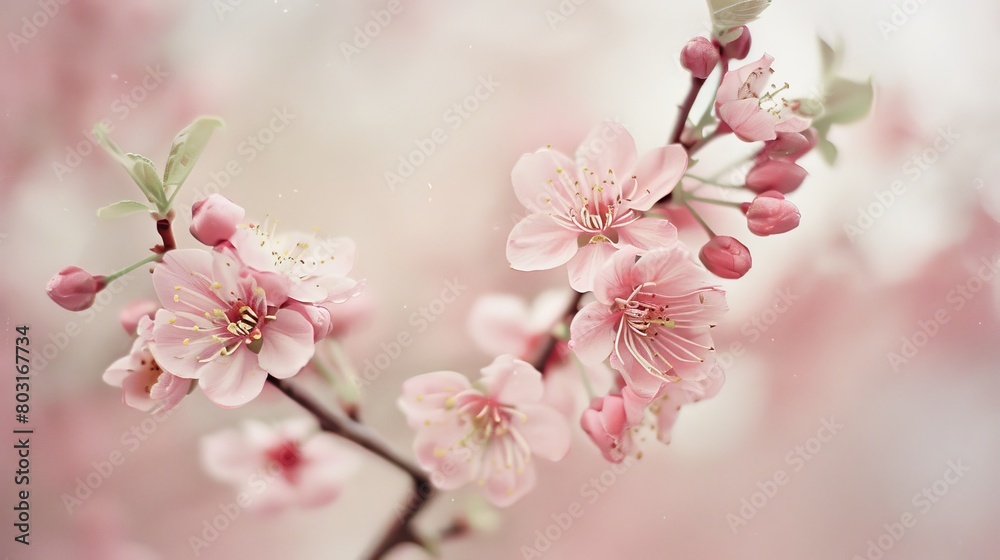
top-left (610, 347), bottom-right (666, 397)
top-left (634, 247), bottom-right (709, 296)
top-left (148, 373), bottom-right (192, 412)
top-left (515, 404), bottom-right (571, 461)
top-left (506, 214), bottom-right (579, 272)
top-left (413, 421), bottom-right (475, 490)
top-left (198, 350), bottom-right (268, 408)
top-left (628, 145), bottom-right (688, 210)
top-left (252, 270), bottom-right (291, 307)
top-left (593, 247), bottom-right (642, 305)
top-left (615, 218), bottom-right (679, 252)
top-left (568, 302), bottom-right (618, 365)
top-left (467, 294), bottom-right (533, 358)
top-left (511, 149), bottom-right (579, 213)
top-left (574, 121), bottom-right (637, 180)
top-left (121, 371), bottom-right (158, 411)
top-left (482, 447), bottom-right (536, 507)
top-left (258, 309), bottom-right (316, 378)
top-left (566, 241), bottom-right (617, 293)
top-left (718, 99), bottom-right (778, 142)
top-left (149, 309), bottom-right (225, 379)
top-left (774, 115), bottom-right (811, 134)
top-left (200, 428), bottom-right (260, 483)
top-left (102, 356), bottom-right (133, 387)
top-left (399, 371), bottom-right (473, 429)
top-left (152, 250), bottom-right (224, 314)
top-left (480, 355), bottom-right (544, 404)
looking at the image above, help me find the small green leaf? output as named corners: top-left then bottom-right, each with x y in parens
top-left (162, 116), bottom-right (224, 198)
top-left (818, 36), bottom-right (840, 77)
top-left (817, 78), bottom-right (874, 127)
top-left (96, 200), bottom-right (151, 219)
top-left (817, 137), bottom-right (838, 165)
top-left (92, 123), bottom-right (168, 210)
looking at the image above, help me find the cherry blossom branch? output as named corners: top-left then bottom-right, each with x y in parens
top-left (265, 376), bottom-right (434, 559)
top-left (669, 76), bottom-right (707, 145)
top-left (532, 291), bottom-right (585, 373)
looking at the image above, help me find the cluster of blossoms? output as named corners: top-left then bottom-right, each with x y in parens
top-left (45, 1), bottom-right (872, 555)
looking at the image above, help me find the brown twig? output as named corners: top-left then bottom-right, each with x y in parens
top-left (266, 376), bottom-right (434, 559)
top-left (532, 291), bottom-right (585, 373)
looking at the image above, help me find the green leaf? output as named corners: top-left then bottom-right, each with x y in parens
top-left (817, 137), bottom-right (838, 166)
top-left (162, 116), bottom-right (224, 197)
top-left (92, 123), bottom-right (168, 210)
top-left (818, 78), bottom-right (874, 126)
top-left (96, 200), bottom-right (151, 219)
top-left (818, 36), bottom-right (840, 77)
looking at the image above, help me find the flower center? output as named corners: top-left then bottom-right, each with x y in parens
top-left (265, 440), bottom-right (303, 482)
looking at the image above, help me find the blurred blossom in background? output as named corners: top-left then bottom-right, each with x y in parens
top-left (2, 1), bottom-right (999, 559)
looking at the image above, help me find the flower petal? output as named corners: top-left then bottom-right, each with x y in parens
top-left (628, 145), bottom-right (688, 210)
top-left (566, 241), bottom-right (617, 293)
top-left (506, 214), bottom-right (579, 272)
top-left (515, 404), bottom-right (571, 461)
top-left (568, 302), bottom-right (618, 365)
top-left (574, 121), bottom-right (637, 180)
top-left (258, 309), bottom-right (315, 378)
top-left (399, 371), bottom-right (473, 429)
top-left (198, 350), bottom-right (268, 408)
top-left (511, 148), bottom-right (580, 214)
top-left (718, 98), bottom-right (778, 142)
top-left (615, 218), bottom-right (679, 252)
top-left (480, 355), bottom-right (544, 404)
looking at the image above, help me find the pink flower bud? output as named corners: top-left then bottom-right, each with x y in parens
top-left (285, 301), bottom-right (332, 342)
top-left (761, 128), bottom-right (818, 162)
top-left (745, 159), bottom-right (808, 194)
top-left (580, 388), bottom-right (648, 463)
top-left (741, 191), bottom-right (801, 236)
top-left (119, 299), bottom-right (159, 335)
top-left (680, 37), bottom-right (720, 80)
top-left (699, 236), bottom-right (752, 279)
top-left (189, 194), bottom-right (245, 246)
top-left (46, 266), bottom-right (106, 311)
top-left (720, 26), bottom-right (751, 60)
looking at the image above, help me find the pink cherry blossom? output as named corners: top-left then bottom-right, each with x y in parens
top-left (507, 121), bottom-right (688, 292)
top-left (580, 386), bottom-right (649, 463)
top-left (46, 266), bottom-right (106, 311)
top-left (398, 355), bottom-right (571, 507)
top-left (148, 249), bottom-right (315, 408)
top-left (466, 289), bottom-right (571, 360)
top-left (647, 368), bottom-right (725, 444)
top-left (103, 317), bottom-right (193, 412)
top-left (715, 54), bottom-right (810, 142)
top-left (223, 222), bottom-right (362, 307)
top-left (200, 418), bottom-right (359, 513)
top-left (190, 194), bottom-right (245, 246)
top-left (569, 248), bottom-right (727, 397)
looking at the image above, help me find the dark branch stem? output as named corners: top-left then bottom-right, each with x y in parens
top-left (532, 291), bottom-right (585, 373)
top-left (266, 376), bottom-right (434, 559)
top-left (155, 218), bottom-right (176, 253)
top-left (668, 76), bottom-right (707, 146)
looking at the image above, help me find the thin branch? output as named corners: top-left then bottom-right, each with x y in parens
top-left (669, 76), bottom-right (707, 145)
top-left (532, 291), bottom-right (584, 373)
top-left (266, 376), bottom-right (434, 559)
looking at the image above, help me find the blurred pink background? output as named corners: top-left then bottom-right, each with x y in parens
top-left (2, 1), bottom-right (998, 558)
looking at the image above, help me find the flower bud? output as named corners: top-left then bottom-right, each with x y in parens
top-left (285, 301), bottom-right (333, 342)
top-left (761, 129), bottom-right (817, 162)
top-left (119, 299), bottom-right (159, 335)
top-left (46, 266), bottom-right (106, 311)
top-left (699, 236), bottom-right (752, 279)
top-left (741, 191), bottom-right (801, 236)
top-left (580, 387), bottom-right (648, 463)
top-left (745, 159), bottom-right (808, 194)
top-left (680, 37), bottom-right (720, 80)
top-left (720, 26), bottom-right (751, 59)
top-left (189, 194), bottom-right (245, 246)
